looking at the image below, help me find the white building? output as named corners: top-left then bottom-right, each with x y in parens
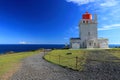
top-left (70, 12), bottom-right (109, 49)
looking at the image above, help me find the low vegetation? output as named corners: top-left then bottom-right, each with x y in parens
top-left (44, 48), bottom-right (120, 71)
top-left (106, 48), bottom-right (120, 58)
top-left (44, 49), bottom-right (89, 71)
top-left (0, 50), bottom-right (41, 79)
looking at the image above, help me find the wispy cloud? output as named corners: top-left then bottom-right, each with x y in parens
top-left (66, 0), bottom-right (118, 7)
top-left (19, 41), bottom-right (28, 44)
top-left (66, 0), bottom-right (95, 5)
top-left (98, 24), bottom-right (120, 30)
top-left (100, 0), bottom-right (118, 7)
top-left (66, 0), bottom-right (120, 15)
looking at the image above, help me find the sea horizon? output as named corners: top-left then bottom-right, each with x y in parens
top-left (0, 44), bottom-right (120, 54)
top-left (0, 44), bottom-right (65, 54)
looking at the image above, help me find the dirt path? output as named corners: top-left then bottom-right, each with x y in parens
top-left (10, 52), bottom-right (120, 80)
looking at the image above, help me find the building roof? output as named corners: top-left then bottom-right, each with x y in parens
top-left (82, 12), bottom-right (92, 20)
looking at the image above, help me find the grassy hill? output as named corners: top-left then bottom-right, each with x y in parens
top-left (44, 49), bottom-right (120, 71)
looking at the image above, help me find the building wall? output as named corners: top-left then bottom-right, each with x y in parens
top-left (71, 43), bottom-right (80, 49)
top-left (98, 39), bottom-right (109, 48)
top-left (86, 39), bottom-right (98, 48)
top-left (79, 22), bottom-right (98, 41)
top-left (70, 38), bottom-right (109, 49)
top-left (70, 39), bottom-right (81, 49)
top-left (78, 20), bottom-right (98, 48)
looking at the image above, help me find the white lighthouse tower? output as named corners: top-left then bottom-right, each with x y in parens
top-left (70, 12), bottom-right (108, 49)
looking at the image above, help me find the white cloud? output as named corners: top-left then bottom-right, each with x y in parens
top-left (19, 41), bottom-right (28, 44)
top-left (66, 0), bottom-right (119, 7)
top-left (66, 0), bottom-right (95, 5)
top-left (100, 0), bottom-right (118, 7)
top-left (98, 24), bottom-right (120, 30)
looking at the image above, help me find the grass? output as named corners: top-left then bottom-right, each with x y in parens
top-left (44, 49), bottom-right (120, 71)
top-left (106, 48), bottom-right (120, 58)
top-left (44, 49), bottom-right (89, 71)
top-left (0, 50), bottom-right (41, 79)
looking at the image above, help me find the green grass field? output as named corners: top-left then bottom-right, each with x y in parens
top-left (44, 49), bottom-right (89, 70)
top-left (107, 48), bottom-right (120, 58)
top-left (44, 49), bottom-right (120, 71)
top-left (0, 50), bottom-right (41, 79)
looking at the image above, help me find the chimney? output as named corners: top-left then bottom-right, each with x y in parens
top-left (94, 14), bottom-right (97, 22)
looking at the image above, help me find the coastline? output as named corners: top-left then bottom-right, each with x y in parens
top-left (0, 44), bottom-right (65, 54)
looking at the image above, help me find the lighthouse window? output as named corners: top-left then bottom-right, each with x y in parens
top-left (88, 32), bottom-right (90, 36)
top-left (86, 21), bottom-right (88, 23)
top-left (83, 21), bottom-right (85, 23)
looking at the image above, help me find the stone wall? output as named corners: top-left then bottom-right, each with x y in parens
top-left (79, 23), bottom-right (98, 41)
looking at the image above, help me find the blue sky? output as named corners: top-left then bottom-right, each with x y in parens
top-left (0, 0), bottom-right (120, 44)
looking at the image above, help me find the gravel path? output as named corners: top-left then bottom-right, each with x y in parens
top-left (10, 52), bottom-right (120, 80)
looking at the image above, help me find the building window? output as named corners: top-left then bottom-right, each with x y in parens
top-left (89, 43), bottom-right (91, 46)
top-left (88, 32), bottom-right (90, 36)
top-left (83, 42), bottom-right (84, 47)
top-left (83, 21), bottom-right (85, 23)
top-left (94, 43), bottom-right (96, 46)
top-left (86, 21), bottom-right (88, 23)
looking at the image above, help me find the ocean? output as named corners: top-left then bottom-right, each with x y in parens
top-left (0, 44), bottom-right (65, 54)
top-left (0, 44), bottom-right (119, 54)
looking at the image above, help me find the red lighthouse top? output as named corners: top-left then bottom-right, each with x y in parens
top-left (82, 12), bottom-right (92, 20)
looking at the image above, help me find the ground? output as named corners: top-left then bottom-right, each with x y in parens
top-left (10, 50), bottom-right (120, 80)
top-left (0, 50), bottom-right (41, 80)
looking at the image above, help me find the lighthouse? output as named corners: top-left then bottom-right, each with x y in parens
top-left (70, 12), bottom-right (108, 49)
